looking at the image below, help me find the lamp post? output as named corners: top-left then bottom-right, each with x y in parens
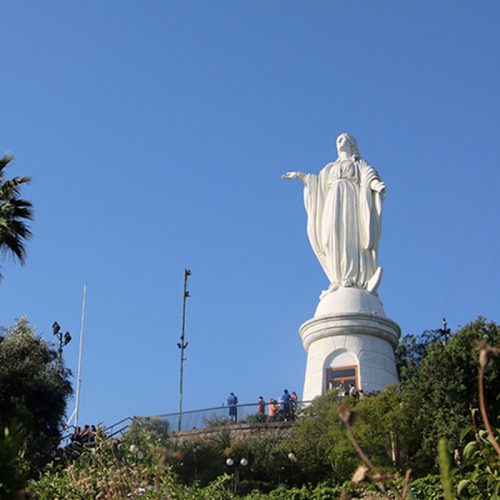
top-left (225, 457), bottom-right (248, 494)
top-left (177, 269), bottom-right (191, 432)
top-left (288, 452), bottom-right (298, 484)
top-left (193, 444), bottom-right (202, 481)
top-left (52, 321), bottom-right (71, 364)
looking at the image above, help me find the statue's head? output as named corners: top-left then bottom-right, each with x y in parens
top-left (336, 133), bottom-right (360, 158)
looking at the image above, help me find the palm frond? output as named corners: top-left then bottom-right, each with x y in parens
top-left (0, 153), bottom-right (33, 280)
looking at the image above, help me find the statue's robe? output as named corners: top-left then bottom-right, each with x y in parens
top-left (302, 157), bottom-right (383, 291)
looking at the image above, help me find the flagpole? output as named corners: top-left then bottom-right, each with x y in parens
top-left (74, 282), bottom-right (87, 429)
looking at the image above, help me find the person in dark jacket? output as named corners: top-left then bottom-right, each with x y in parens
top-left (227, 392), bottom-right (238, 422)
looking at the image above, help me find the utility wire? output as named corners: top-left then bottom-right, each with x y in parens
top-left (442, 162), bottom-right (498, 320)
top-left (476, 247), bottom-right (499, 314)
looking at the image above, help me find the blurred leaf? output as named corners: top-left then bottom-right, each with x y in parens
top-left (351, 464), bottom-right (368, 484)
top-left (457, 478), bottom-right (470, 496)
top-left (462, 441), bottom-right (478, 460)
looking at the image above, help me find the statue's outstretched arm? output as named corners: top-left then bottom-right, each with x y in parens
top-left (282, 171), bottom-right (306, 183)
top-left (370, 178), bottom-right (386, 194)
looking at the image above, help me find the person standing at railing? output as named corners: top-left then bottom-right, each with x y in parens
top-left (349, 383), bottom-right (356, 399)
top-left (281, 389), bottom-right (292, 420)
top-left (70, 426), bottom-right (82, 446)
top-left (89, 425), bottom-right (97, 443)
top-left (81, 424), bottom-right (92, 444)
top-left (337, 381), bottom-right (345, 397)
top-left (227, 392), bottom-right (238, 423)
top-left (267, 398), bottom-right (279, 422)
top-left (290, 391), bottom-right (298, 420)
top-left (257, 396), bottom-right (266, 415)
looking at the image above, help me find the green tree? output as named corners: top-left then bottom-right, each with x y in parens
top-left (0, 317), bottom-right (73, 474)
top-left (292, 387), bottom-right (417, 485)
top-left (121, 416), bottom-right (171, 459)
top-left (0, 423), bottom-right (29, 498)
top-left (30, 434), bottom-right (234, 499)
top-left (400, 317), bottom-right (500, 474)
top-left (0, 153), bottom-right (33, 280)
top-left (292, 390), bottom-right (353, 484)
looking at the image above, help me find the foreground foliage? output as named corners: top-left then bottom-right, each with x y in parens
top-left (398, 317), bottom-right (500, 474)
top-left (30, 436), bottom-right (234, 499)
top-left (25, 317), bottom-right (500, 498)
top-left (0, 317), bottom-right (73, 475)
top-left (0, 424), bottom-right (29, 498)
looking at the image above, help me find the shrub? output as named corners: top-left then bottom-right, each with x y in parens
top-left (0, 317), bottom-right (73, 474)
top-left (244, 414), bottom-right (267, 424)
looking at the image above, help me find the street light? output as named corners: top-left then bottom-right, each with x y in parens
top-left (193, 444), bottom-right (202, 480)
top-left (288, 453), bottom-right (298, 484)
top-left (52, 321), bottom-right (71, 364)
top-left (225, 457), bottom-right (248, 493)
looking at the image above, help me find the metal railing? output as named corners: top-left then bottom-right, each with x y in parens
top-left (103, 416), bottom-right (135, 437)
top-left (59, 416), bottom-right (135, 447)
top-left (155, 400), bottom-right (310, 433)
top-left (59, 400), bottom-right (311, 447)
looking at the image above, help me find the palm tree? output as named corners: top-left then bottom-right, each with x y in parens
top-left (0, 154), bottom-right (33, 280)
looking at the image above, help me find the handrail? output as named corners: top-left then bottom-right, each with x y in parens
top-left (153, 400), bottom-right (311, 433)
top-left (156, 400), bottom-right (310, 418)
top-left (103, 416), bottom-right (135, 435)
top-left (60, 400), bottom-right (312, 445)
top-left (156, 402), bottom-right (265, 419)
top-left (59, 416), bottom-right (136, 446)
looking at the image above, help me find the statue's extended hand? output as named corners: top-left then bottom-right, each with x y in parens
top-left (370, 179), bottom-right (386, 193)
top-left (282, 171), bottom-right (305, 181)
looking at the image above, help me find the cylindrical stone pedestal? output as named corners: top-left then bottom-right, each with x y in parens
top-left (299, 288), bottom-right (400, 400)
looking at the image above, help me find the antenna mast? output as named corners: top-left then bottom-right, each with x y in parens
top-left (177, 269), bottom-right (191, 431)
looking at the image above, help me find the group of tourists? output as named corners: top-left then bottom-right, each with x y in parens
top-left (336, 381), bottom-right (364, 401)
top-left (70, 424), bottom-right (100, 446)
top-left (227, 384), bottom-right (364, 424)
top-left (257, 389), bottom-right (299, 422)
top-left (226, 389), bottom-right (300, 423)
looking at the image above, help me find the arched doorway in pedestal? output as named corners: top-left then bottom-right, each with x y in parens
top-left (323, 350), bottom-right (359, 393)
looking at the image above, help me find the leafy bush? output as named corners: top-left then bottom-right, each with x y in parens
top-left (290, 386), bottom-right (417, 485)
top-left (399, 318), bottom-right (500, 474)
top-left (30, 436), bottom-right (234, 499)
top-left (121, 416), bottom-right (170, 462)
top-left (204, 415), bottom-right (230, 428)
top-left (0, 317), bottom-right (73, 475)
top-left (243, 482), bottom-right (366, 499)
top-left (244, 414), bottom-right (267, 424)
top-left (409, 474), bottom-right (443, 499)
top-left (454, 419), bottom-right (500, 498)
top-left (0, 424), bottom-right (29, 497)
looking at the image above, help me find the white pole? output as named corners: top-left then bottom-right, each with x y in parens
top-left (74, 282), bottom-right (87, 429)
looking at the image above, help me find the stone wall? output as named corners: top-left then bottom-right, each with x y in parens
top-left (169, 421), bottom-right (296, 446)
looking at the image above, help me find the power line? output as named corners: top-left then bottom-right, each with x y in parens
top-left (476, 247), bottom-right (500, 314)
top-left (442, 163), bottom-right (498, 319)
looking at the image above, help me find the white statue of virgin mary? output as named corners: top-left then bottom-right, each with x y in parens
top-left (283, 133), bottom-right (386, 295)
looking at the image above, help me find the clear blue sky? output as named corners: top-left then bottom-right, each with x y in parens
top-left (1, 1), bottom-right (498, 427)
